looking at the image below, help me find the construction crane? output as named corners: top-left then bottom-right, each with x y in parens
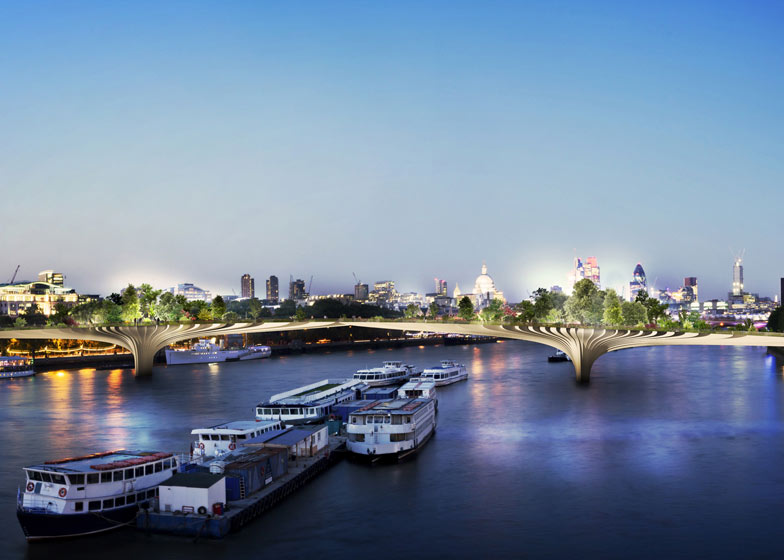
top-left (308, 275), bottom-right (314, 295)
top-left (9, 265), bottom-right (20, 284)
top-left (353, 272), bottom-right (360, 286)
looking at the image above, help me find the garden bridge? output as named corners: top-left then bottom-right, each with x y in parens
top-left (3, 321), bottom-right (784, 383)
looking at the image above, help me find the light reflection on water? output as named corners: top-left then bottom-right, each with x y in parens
top-left (2, 342), bottom-right (784, 559)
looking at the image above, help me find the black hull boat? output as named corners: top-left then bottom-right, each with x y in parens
top-left (17, 502), bottom-right (147, 541)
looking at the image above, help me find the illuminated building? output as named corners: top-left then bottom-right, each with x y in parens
top-left (550, 286), bottom-right (563, 294)
top-left (167, 283), bottom-right (212, 302)
top-left (0, 281), bottom-right (79, 316)
top-left (266, 276), bottom-right (279, 303)
top-left (289, 278), bottom-right (307, 300)
top-left (241, 274), bottom-right (255, 299)
top-left (434, 278), bottom-right (447, 296)
top-left (629, 263), bottom-right (647, 301)
top-left (471, 263), bottom-right (505, 309)
top-left (732, 258), bottom-right (744, 296)
top-left (37, 270), bottom-right (64, 286)
top-left (570, 256), bottom-right (600, 290)
top-left (354, 283), bottom-right (369, 301)
top-left (370, 281), bottom-right (396, 304)
top-left (684, 277), bottom-right (698, 302)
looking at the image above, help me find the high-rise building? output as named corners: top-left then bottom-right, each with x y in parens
top-left (434, 278), bottom-right (448, 297)
top-left (371, 281), bottom-right (396, 304)
top-left (167, 283), bottom-right (212, 302)
top-left (684, 277), bottom-right (698, 302)
top-left (354, 283), bottom-right (369, 301)
top-left (289, 278), bottom-right (306, 300)
top-left (629, 263), bottom-right (647, 301)
top-left (240, 274), bottom-right (254, 299)
top-left (38, 270), bottom-right (64, 286)
top-left (266, 275), bottom-right (279, 303)
top-left (732, 258), bottom-right (744, 296)
top-left (584, 257), bottom-right (600, 289)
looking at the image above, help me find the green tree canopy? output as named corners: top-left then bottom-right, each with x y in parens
top-left (635, 290), bottom-right (668, 325)
top-left (565, 279), bottom-right (604, 325)
top-left (602, 289), bottom-right (623, 326)
top-left (404, 303), bottom-right (421, 319)
top-left (247, 298), bottom-right (263, 321)
top-left (458, 297), bottom-right (475, 321)
top-left (621, 301), bottom-right (648, 326)
top-left (479, 299), bottom-right (505, 322)
top-left (768, 307), bottom-right (784, 333)
top-left (515, 300), bottom-right (535, 323)
top-left (121, 284), bottom-right (141, 323)
top-left (428, 302), bottom-right (439, 319)
top-left (211, 296), bottom-right (226, 320)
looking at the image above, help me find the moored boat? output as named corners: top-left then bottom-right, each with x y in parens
top-left (352, 361), bottom-right (419, 387)
top-left (346, 398), bottom-right (437, 461)
top-left (255, 379), bottom-right (367, 424)
top-left (547, 350), bottom-right (571, 362)
top-left (0, 356), bottom-right (35, 379)
top-left (191, 420), bottom-right (284, 459)
top-left (17, 450), bottom-right (180, 540)
top-left (165, 339), bottom-right (271, 366)
top-left (415, 360), bottom-right (467, 386)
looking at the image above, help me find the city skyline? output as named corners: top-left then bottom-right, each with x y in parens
top-left (2, 2), bottom-right (782, 301)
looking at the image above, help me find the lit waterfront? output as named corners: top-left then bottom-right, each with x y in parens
top-left (3, 343), bottom-right (784, 558)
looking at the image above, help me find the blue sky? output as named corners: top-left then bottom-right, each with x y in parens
top-left (1, 1), bottom-right (782, 300)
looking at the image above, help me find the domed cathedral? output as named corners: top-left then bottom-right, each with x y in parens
top-left (454, 262), bottom-right (505, 310)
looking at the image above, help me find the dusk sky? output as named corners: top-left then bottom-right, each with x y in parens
top-left (2, 1), bottom-right (782, 301)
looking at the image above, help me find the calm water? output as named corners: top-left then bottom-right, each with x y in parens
top-left (2, 341), bottom-right (784, 559)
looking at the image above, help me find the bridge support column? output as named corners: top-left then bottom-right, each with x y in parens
top-left (567, 347), bottom-right (600, 384)
top-left (132, 346), bottom-right (157, 376)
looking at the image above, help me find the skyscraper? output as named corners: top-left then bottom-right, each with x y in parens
top-left (289, 278), bottom-right (306, 300)
top-left (629, 263), bottom-right (647, 301)
top-left (354, 283), bottom-right (369, 301)
top-left (584, 257), bottom-right (600, 289)
top-left (240, 274), bottom-right (254, 299)
top-left (732, 258), bottom-right (744, 296)
top-left (684, 277), bottom-right (698, 302)
top-left (434, 278), bottom-right (448, 296)
top-left (266, 275), bottom-right (279, 303)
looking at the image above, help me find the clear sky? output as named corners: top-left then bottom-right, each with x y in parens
top-left (1, 1), bottom-right (782, 301)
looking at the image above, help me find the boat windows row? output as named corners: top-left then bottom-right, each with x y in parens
top-left (26, 459), bottom-right (177, 484)
top-left (257, 407), bottom-right (325, 416)
top-left (74, 488), bottom-right (158, 512)
top-left (350, 415), bottom-right (412, 425)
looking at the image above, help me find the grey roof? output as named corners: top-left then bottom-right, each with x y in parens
top-left (265, 429), bottom-right (317, 447)
top-left (160, 472), bottom-right (224, 489)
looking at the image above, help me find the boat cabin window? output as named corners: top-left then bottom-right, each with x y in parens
top-left (220, 435), bottom-right (229, 441)
top-left (125, 469), bottom-right (134, 480)
top-left (87, 474), bottom-right (99, 484)
top-left (88, 500), bottom-right (100, 511)
top-left (74, 501), bottom-right (84, 512)
top-left (101, 473), bottom-right (111, 483)
top-left (127, 493), bottom-right (136, 504)
top-left (113, 471), bottom-right (124, 482)
top-left (405, 416), bottom-right (411, 423)
top-left (115, 496), bottom-right (126, 506)
top-left (40, 472), bottom-right (52, 483)
top-left (70, 474), bottom-right (84, 485)
top-left (28, 471), bottom-right (42, 481)
top-left (135, 467), bottom-right (144, 477)
top-left (145, 464), bottom-right (153, 475)
top-left (155, 462), bottom-right (162, 473)
top-left (51, 474), bottom-right (65, 484)
top-left (163, 460), bottom-right (171, 469)
top-left (237, 434), bottom-right (246, 440)
top-left (103, 499), bottom-right (114, 509)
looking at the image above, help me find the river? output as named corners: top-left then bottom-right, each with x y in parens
top-left (2, 341), bottom-right (784, 559)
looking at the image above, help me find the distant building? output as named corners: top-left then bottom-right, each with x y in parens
top-left (266, 276), bottom-right (279, 303)
top-left (732, 258), bottom-right (744, 296)
top-left (289, 278), bottom-right (307, 300)
top-left (354, 283), bottom-right (369, 301)
top-left (371, 281), bottom-right (396, 304)
top-left (240, 274), bottom-right (254, 299)
top-left (570, 256), bottom-right (600, 290)
top-left (37, 270), bottom-right (64, 286)
top-left (168, 283), bottom-right (212, 302)
top-left (629, 263), bottom-right (647, 301)
top-left (0, 280), bottom-right (79, 316)
top-left (550, 286), bottom-right (563, 294)
top-left (684, 277), bottom-right (698, 302)
top-left (434, 278), bottom-right (447, 296)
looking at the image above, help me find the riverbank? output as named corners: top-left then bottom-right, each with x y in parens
top-left (30, 335), bottom-right (498, 373)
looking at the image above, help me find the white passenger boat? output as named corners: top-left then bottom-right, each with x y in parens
top-left (164, 339), bottom-right (271, 365)
top-left (346, 398), bottom-right (437, 460)
top-left (255, 379), bottom-right (367, 424)
top-left (397, 379), bottom-right (438, 400)
top-left (0, 356), bottom-right (35, 379)
top-left (352, 361), bottom-right (419, 387)
top-left (191, 420), bottom-right (284, 459)
top-left (17, 450), bottom-right (180, 540)
top-left (416, 360), bottom-right (468, 386)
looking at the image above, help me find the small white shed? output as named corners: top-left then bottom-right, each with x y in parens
top-left (158, 472), bottom-right (226, 515)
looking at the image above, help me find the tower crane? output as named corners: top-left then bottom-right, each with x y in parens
top-left (9, 265), bottom-right (20, 284)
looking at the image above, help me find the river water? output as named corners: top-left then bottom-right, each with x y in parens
top-left (2, 341), bottom-right (784, 559)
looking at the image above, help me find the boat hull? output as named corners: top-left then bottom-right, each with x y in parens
top-left (348, 428), bottom-right (436, 463)
top-left (17, 504), bottom-right (144, 541)
top-left (0, 369), bottom-right (35, 379)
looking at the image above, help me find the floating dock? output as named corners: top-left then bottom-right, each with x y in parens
top-left (137, 436), bottom-right (346, 539)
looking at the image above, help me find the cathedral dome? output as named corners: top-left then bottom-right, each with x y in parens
top-left (474, 263), bottom-right (496, 295)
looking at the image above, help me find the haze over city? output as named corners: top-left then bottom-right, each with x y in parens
top-left (2, 1), bottom-right (783, 300)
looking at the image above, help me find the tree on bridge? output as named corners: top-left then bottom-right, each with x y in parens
top-left (602, 289), bottom-right (623, 326)
top-left (565, 279), bottom-right (604, 325)
top-left (121, 285), bottom-right (141, 323)
top-left (211, 296), bottom-right (226, 320)
top-left (458, 297), bottom-right (475, 321)
top-left (768, 307), bottom-right (784, 333)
